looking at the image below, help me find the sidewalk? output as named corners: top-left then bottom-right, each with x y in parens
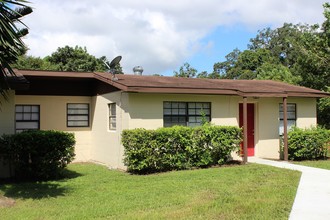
top-left (248, 157), bottom-right (330, 220)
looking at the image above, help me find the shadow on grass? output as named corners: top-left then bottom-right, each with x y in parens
top-left (1, 182), bottom-right (68, 200)
top-left (59, 168), bottom-right (83, 181)
top-left (0, 169), bottom-right (83, 200)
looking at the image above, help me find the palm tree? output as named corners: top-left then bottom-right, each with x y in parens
top-left (0, 0), bottom-right (32, 98)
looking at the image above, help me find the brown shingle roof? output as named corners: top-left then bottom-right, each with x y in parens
top-left (94, 72), bottom-right (329, 98)
top-left (15, 70), bottom-right (329, 98)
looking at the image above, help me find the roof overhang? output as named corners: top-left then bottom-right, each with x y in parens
top-left (14, 70), bottom-right (330, 98)
top-left (2, 69), bottom-right (30, 90)
top-left (6, 75), bottom-right (30, 90)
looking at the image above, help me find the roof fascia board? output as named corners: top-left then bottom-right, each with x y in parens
top-left (286, 92), bottom-right (330, 98)
top-left (236, 91), bottom-right (287, 97)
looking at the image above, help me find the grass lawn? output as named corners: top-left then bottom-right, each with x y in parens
top-left (292, 158), bottom-right (330, 170)
top-left (0, 163), bottom-right (300, 220)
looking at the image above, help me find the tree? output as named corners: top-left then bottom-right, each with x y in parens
top-left (196, 71), bottom-right (208, 78)
top-left (256, 63), bottom-right (300, 84)
top-left (0, 0), bottom-right (32, 97)
top-left (247, 21), bottom-right (329, 90)
top-left (203, 71), bottom-right (221, 79)
top-left (12, 46), bottom-right (123, 74)
top-left (46, 45), bottom-right (109, 72)
top-left (293, 3), bottom-right (330, 91)
top-left (232, 49), bottom-right (275, 79)
top-left (173, 62), bottom-right (197, 78)
top-left (248, 23), bottom-right (304, 67)
top-left (12, 55), bottom-right (57, 70)
top-left (214, 48), bottom-right (276, 80)
top-left (318, 87), bottom-right (330, 129)
top-left (216, 4), bottom-right (330, 89)
top-left (213, 48), bottom-right (240, 78)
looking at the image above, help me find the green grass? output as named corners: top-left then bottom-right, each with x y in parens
top-left (292, 158), bottom-right (330, 170)
top-left (0, 163), bottom-right (300, 220)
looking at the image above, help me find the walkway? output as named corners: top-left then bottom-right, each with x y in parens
top-left (248, 157), bottom-right (330, 220)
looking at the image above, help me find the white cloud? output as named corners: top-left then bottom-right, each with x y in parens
top-left (22, 0), bottom-right (326, 74)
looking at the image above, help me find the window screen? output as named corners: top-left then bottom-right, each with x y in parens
top-left (279, 103), bottom-right (296, 135)
top-left (109, 103), bottom-right (116, 130)
top-left (67, 103), bottom-right (89, 127)
top-left (15, 105), bottom-right (40, 133)
top-left (163, 102), bottom-right (211, 127)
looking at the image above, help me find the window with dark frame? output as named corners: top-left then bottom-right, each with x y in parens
top-left (15, 105), bottom-right (40, 133)
top-left (163, 102), bottom-right (211, 127)
top-left (108, 103), bottom-right (116, 130)
top-left (279, 103), bottom-right (296, 135)
top-left (67, 103), bottom-right (89, 127)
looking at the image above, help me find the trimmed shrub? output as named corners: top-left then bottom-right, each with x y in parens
top-left (287, 127), bottom-right (330, 161)
top-left (121, 128), bottom-right (157, 174)
top-left (0, 130), bottom-right (75, 180)
top-left (122, 125), bottom-right (242, 174)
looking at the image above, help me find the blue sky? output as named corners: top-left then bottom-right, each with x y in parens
top-left (23, 0), bottom-right (327, 76)
top-left (183, 26), bottom-right (257, 75)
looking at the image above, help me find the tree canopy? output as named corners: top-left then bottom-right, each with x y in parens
top-left (173, 62), bottom-right (197, 78)
top-left (12, 55), bottom-right (57, 71)
top-left (46, 46), bottom-right (106, 72)
top-left (213, 3), bottom-right (330, 91)
top-left (13, 45), bottom-right (123, 73)
top-left (173, 3), bottom-right (330, 127)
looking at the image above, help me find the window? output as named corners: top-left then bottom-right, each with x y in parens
top-left (279, 103), bottom-right (296, 135)
top-left (67, 103), bottom-right (89, 127)
top-left (109, 103), bottom-right (116, 130)
top-left (15, 105), bottom-right (40, 133)
top-left (163, 102), bottom-right (211, 127)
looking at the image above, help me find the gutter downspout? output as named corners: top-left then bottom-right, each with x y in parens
top-left (117, 91), bottom-right (123, 168)
top-left (283, 97), bottom-right (288, 161)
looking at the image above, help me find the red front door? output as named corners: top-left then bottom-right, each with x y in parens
top-left (239, 103), bottom-right (255, 156)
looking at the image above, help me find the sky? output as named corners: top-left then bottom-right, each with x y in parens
top-left (22, 0), bottom-right (327, 76)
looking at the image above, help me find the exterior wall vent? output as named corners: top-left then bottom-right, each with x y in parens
top-left (133, 66), bottom-right (143, 75)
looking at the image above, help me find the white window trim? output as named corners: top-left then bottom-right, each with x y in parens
top-left (108, 103), bottom-right (116, 131)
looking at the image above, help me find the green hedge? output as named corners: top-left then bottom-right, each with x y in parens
top-left (0, 130), bottom-right (75, 180)
top-left (122, 125), bottom-right (242, 174)
top-left (287, 127), bottom-right (330, 161)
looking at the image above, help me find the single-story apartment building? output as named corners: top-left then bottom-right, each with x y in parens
top-left (0, 69), bottom-right (329, 175)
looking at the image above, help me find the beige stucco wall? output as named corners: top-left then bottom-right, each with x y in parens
top-left (90, 91), bottom-right (129, 169)
top-left (0, 90), bottom-right (15, 135)
top-left (15, 95), bottom-right (93, 162)
top-left (256, 97), bottom-right (317, 159)
top-left (293, 97), bottom-right (317, 128)
top-left (256, 98), bottom-right (282, 159)
top-left (127, 93), bottom-right (240, 129)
